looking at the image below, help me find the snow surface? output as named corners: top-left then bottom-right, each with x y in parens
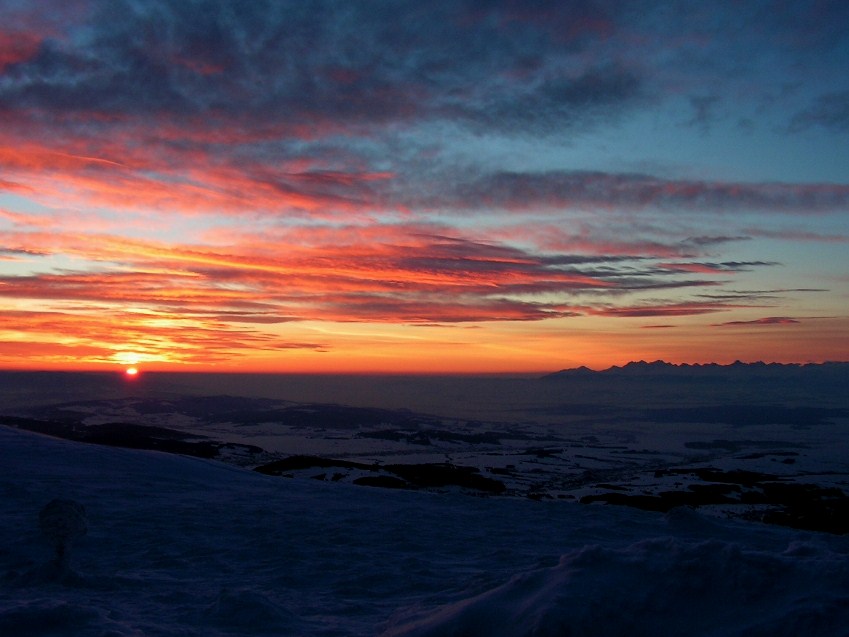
top-left (2, 425), bottom-right (848, 636)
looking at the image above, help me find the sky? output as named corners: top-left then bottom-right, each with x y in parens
top-left (0, 0), bottom-right (848, 374)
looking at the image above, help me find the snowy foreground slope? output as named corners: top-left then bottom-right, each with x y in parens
top-left (2, 426), bottom-right (849, 636)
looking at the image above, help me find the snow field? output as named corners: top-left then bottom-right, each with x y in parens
top-left (2, 426), bottom-right (848, 637)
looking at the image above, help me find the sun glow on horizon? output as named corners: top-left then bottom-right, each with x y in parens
top-left (125, 367), bottom-right (139, 377)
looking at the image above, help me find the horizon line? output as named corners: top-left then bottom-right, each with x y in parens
top-left (2, 359), bottom-right (847, 377)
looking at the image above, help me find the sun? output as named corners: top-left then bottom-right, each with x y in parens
top-left (125, 367), bottom-right (139, 377)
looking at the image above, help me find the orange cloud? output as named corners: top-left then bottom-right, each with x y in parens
top-left (0, 308), bottom-right (326, 369)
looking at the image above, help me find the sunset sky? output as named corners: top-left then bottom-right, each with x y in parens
top-left (1, 0), bottom-right (848, 373)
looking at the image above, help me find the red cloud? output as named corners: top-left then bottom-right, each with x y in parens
top-left (0, 177), bottom-right (35, 194)
top-left (0, 129), bottom-right (397, 219)
top-left (0, 31), bottom-right (42, 71)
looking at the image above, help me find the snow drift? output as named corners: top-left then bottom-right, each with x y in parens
top-left (383, 532), bottom-right (849, 636)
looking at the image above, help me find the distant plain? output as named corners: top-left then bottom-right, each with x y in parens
top-left (3, 364), bottom-right (848, 532)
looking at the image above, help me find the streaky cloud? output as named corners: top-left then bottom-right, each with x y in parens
top-left (712, 317), bottom-right (801, 327)
top-left (435, 171), bottom-right (849, 214)
top-left (790, 90), bottom-right (849, 132)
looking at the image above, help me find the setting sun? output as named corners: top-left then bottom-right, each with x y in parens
top-left (125, 367), bottom-right (139, 377)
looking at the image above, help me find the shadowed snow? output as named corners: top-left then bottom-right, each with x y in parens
top-left (1, 426), bottom-right (847, 636)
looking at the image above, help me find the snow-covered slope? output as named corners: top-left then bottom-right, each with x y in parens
top-left (2, 426), bottom-right (847, 637)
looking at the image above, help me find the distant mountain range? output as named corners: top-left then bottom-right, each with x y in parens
top-left (543, 360), bottom-right (849, 383)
